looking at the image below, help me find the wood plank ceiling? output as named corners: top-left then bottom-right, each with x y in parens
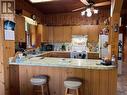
top-left (26, 0), bottom-right (110, 14)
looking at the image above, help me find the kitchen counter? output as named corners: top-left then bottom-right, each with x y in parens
top-left (9, 56), bottom-right (117, 95)
top-left (10, 57), bottom-right (115, 70)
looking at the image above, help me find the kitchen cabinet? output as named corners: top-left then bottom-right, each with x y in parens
top-left (63, 26), bottom-right (72, 42)
top-left (43, 26), bottom-right (49, 42)
top-left (43, 26), bottom-right (54, 42)
top-left (30, 25), bottom-right (36, 46)
top-left (87, 25), bottom-right (100, 42)
top-left (42, 52), bottom-right (70, 58)
top-left (15, 15), bottom-right (25, 42)
top-left (80, 25), bottom-right (88, 35)
top-left (36, 24), bottom-right (43, 47)
top-left (87, 52), bottom-right (99, 59)
top-left (48, 26), bottom-right (54, 42)
top-left (54, 26), bottom-right (72, 42)
top-left (42, 25), bottom-right (101, 43)
top-left (53, 26), bottom-right (64, 42)
top-left (72, 26), bottom-right (81, 35)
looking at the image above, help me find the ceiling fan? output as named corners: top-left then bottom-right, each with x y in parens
top-left (73, 0), bottom-right (111, 17)
top-left (29, 0), bottom-right (59, 3)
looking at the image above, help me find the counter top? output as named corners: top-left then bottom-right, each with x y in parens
top-left (10, 57), bottom-right (116, 70)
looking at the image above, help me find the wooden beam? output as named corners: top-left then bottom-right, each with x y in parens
top-left (109, 0), bottom-right (123, 60)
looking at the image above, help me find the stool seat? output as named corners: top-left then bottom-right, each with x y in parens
top-left (30, 78), bottom-right (46, 85)
top-left (64, 77), bottom-right (82, 95)
top-left (64, 81), bottom-right (82, 89)
top-left (30, 75), bottom-right (48, 86)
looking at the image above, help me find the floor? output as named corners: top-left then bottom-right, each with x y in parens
top-left (117, 63), bottom-right (127, 95)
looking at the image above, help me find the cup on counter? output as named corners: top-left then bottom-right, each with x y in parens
top-left (9, 57), bottom-right (14, 63)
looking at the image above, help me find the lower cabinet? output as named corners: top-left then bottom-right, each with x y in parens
top-left (87, 52), bottom-right (99, 59)
top-left (43, 52), bottom-right (70, 58)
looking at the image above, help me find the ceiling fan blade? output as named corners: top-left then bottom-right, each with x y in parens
top-left (29, 0), bottom-right (59, 3)
top-left (72, 7), bottom-right (85, 12)
top-left (80, 0), bottom-right (89, 5)
top-left (93, 1), bottom-right (111, 7)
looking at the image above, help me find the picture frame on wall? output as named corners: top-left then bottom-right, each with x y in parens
top-left (4, 20), bottom-right (15, 40)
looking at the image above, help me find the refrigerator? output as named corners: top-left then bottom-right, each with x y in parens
top-left (118, 33), bottom-right (123, 75)
top-left (99, 35), bottom-right (109, 58)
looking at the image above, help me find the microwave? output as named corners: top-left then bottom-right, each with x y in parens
top-left (46, 45), bottom-right (54, 51)
top-left (41, 44), bottom-right (54, 51)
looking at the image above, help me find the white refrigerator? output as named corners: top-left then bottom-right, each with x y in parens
top-left (99, 35), bottom-right (109, 58)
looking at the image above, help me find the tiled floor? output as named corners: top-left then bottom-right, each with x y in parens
top-left (117, 63), bottom-right (127, 95)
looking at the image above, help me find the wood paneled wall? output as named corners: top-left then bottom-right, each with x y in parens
top-left (0, 18), bottom-right (15, 95)
top-left (44, 9), bottom-right (110, 26)
top-left (15, 0), bottom-right (44, 24)
top-left (119, 26), bottom-right (127, 62)
top-left (123, 28), bottom-right (127, 62)
top-left (0, 18), bottom-right (5, 95)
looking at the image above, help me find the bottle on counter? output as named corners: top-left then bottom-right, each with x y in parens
top-left (111, 55), bottom-right (116, 65)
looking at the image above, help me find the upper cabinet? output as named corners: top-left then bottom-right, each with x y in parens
top-left (47, 26), bottom-right (54, 42)
top-left (36, 24), bottom-right (43, 46)
top-left (80, 25), bottom-right (88, 35)
top-left (15, 15), bottom-right (25, 42)
top-left (30, 24), bottom-right (36, 46)
top-left (87, 25), bottom-right (100, 42)
top-left (43, 26), bottom-right (49, 42)
top-left (63, 26), bottom-right (72, 42)
top-left (53, 26), bottom-right (64, 42)
top-left (44, 26), bottom-right (72, 43)
top-left (43, 26), bottom-right (54, 42)
top-left (42, 25), bottom-right (101, 43)
top-left (72, 26), bottom-right (81, 35)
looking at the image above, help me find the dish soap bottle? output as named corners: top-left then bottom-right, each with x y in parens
top-left (111, 55), bottom-right (116, 65)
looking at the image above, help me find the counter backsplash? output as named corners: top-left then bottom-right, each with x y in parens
top-left (53, 43), bottom-right (71, 51)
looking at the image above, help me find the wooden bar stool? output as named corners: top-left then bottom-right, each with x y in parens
top-left (64, 77), bottom-right (82, 95)
top-left (30, 75), bottom-right (50, 95)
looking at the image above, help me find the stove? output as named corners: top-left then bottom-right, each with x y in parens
top-left (70, 51), bottom-right (87, 59)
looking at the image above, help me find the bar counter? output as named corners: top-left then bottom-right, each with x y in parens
top-left (10, 57), bottom-right (115, 70)
top-left (9, 57), bottom-right (117, 95)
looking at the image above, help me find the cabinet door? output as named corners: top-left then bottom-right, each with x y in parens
top-left (48, 26), bottom-right (54, 43)
top-left (36, 24), bottom-right (43, 47)
top-left (72, 26), bottom-right (81, 35)
top-left (53, 26), bottom-right (64, 42)
top-left (43, 26), bottom-right (49, 42)
top-left (63, 26), bottom-right (72, 42)
top-left (87, 25), bottom-right (100, 42)
top-left (80, 25), bottom-right (88, 35)
top-left (30, 25), bottom-right (36, 46)
top-left (15, 15), bottom-right (25, 42)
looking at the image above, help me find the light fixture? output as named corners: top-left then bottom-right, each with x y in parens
top-left (81, 11), bottom-right (85, 16)
top-left (87, 11), bottom-right (92, 17)
top-left (81, 8), bottom-right (98, 17)
top-left (93, 9), bottom-right (99, 14)
top-left (29, 0), bottom-right (54, 3)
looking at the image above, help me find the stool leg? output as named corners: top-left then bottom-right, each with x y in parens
top-left (65, 88), bottom-right (68, 95)
top-left (76, 88), bottom-right (79, 95)
top-left (46, 83), bottom-right (50, 95)
top-left (41, 85), bottom-right (44, 95)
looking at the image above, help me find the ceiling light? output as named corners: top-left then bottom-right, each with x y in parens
top-left (93, 9), bottom-right (99, 14)
top-left (29, 0), bottom-right (54, 3)
top-left (86, 8), bottom-right (91, 13)
top-left (81, 11), bottom-right (85, 16)
top-left (81, 8), bottom-right (99, 17)
top-left (87, 11), bottom-right (92, 17)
